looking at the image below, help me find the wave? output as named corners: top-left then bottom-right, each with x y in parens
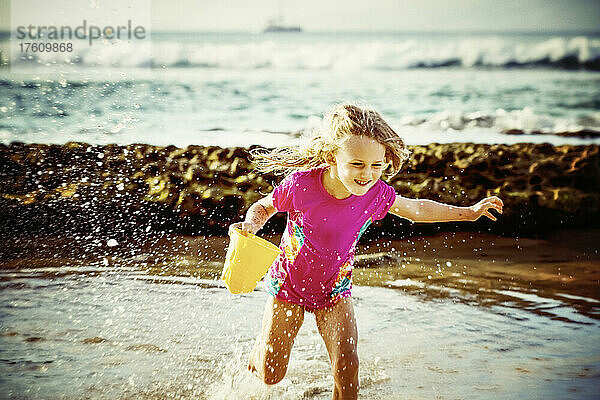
top-left (6, 35), bottom-right (600, 70)
top-left (291, 107), bottom-right (600, 137)
top-left (300, 107), bottom-right (600, 139)
top-left (398, 108), bottom-right (600, 136)
top-left (2, 109), bottom-right (600, 148)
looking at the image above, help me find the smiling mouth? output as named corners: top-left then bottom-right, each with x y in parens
top-left (354, 179), bottom-right (371, 186)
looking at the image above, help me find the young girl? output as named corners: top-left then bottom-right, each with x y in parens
top-left (228, 103), bottom-right (503, 399)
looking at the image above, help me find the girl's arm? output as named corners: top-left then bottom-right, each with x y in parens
top-left (228, 192), bottom-right (278, 235)
top-left (389, 194), bottom-right (503, 223)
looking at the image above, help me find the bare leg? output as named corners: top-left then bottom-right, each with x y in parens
top-left (314, 298), bottom-right (359, 400)
top-left (248, 296), bottom-right (305, 385)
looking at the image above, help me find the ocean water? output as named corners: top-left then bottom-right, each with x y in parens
top-left (1, 232), bottom-right (599, 399)
top-left (1, 31), bottom-right (600, 147)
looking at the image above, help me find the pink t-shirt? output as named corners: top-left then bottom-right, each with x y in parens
top-left (265, 166), bottom-right (396, 309)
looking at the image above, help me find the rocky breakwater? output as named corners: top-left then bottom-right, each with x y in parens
top-left (0, 142), bottom-right (598, 238)
top-left (387, 142), bottom-right (599, 238)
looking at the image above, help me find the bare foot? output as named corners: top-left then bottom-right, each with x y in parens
top-left (247, 339), bottom-right (260, 375)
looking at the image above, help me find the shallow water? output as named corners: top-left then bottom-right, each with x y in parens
top-left (1, 231), bottom-right (599, 399)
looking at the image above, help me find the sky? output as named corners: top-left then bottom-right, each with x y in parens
top-left (1, 0), bottom-right (599, 33)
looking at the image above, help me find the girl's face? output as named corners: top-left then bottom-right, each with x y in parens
top-left (328, 135), bottom-right (387, 198)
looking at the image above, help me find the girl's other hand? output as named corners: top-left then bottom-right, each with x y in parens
top-left (470, 196), bottom-right (504, 221)
top-left (228, 221), bottom-right (260, 236)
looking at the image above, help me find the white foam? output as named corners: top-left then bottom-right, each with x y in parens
top-left (6, 35), bottom-right (600, 70)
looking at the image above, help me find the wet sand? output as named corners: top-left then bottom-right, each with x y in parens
top-left (2, 228), bottom-right (598, 322)
top-left (354, 229), bottom-right (600, 323)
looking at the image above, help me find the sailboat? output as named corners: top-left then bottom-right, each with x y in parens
top-left (263, 0), bottom-right (302, 33)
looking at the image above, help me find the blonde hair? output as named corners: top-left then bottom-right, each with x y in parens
top-left (251, 103), bottom-right (411, 177)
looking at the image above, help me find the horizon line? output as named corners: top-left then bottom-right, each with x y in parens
top-left (1, 28), bottom-right (599, 35)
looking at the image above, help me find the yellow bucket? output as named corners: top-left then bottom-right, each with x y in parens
top-left (222, 228), bottom-right (281, 294)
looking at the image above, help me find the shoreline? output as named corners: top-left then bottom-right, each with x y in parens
top-left (0, 141), bottom-right (598, 238)
top-left (1, 228), bottom-right (598, 322)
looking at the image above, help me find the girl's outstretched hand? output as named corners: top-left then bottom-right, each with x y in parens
top-left (470, 196), bottom-right (504, 221)
top-left (228, 221), bottom-right (261, 236)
